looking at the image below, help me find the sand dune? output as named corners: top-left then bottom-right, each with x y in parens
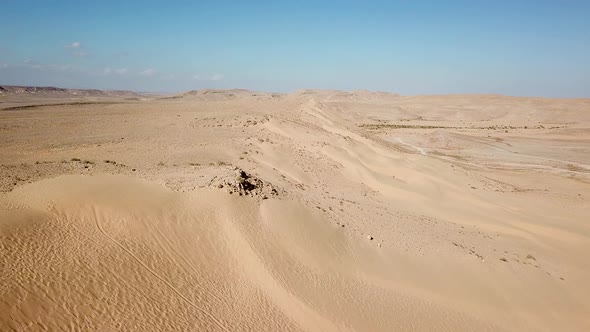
top-left (0, 175), bottom-right (499, 331)
top-left (1, 90), bottom-right (589, 331)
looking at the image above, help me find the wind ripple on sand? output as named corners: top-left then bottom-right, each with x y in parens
top-left (0, 175), bottom-right (501, 331)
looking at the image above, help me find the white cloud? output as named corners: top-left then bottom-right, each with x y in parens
top-left (19, 60), bottom-right (72, 72)
top-left (55, 64), bottom-right (71, 71)
top-left (211, 73), bottom-right (224, 81)
top-left (66, 42), bottom-right (81, 49)
top-left (0, 63), bottom-right (8, 69)
top-left (193, 73), bottom-right (224, 81)
top-left (72, 50), bottom-right (88, 57)
top-left (64, 42), bottom-right (89, 57)
top-left (140, 68), bottom-right (156, 76)
top-left (103, 67), bottom-right (128, 76)
top-left (23, 59), bottom-right (43, 69)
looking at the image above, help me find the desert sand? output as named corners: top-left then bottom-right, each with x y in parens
top-left (1, 87), bottom-right (589, 331)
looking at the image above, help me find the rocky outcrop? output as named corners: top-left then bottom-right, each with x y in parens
top-left (212, 168), bottom-right (281, 199)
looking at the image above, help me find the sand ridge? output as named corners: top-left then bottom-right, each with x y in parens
top-left (1, 175), bottom-right (502, 331)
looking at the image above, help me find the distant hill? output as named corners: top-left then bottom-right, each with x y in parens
top-left (162, 89), bottom-right (283, 101)
top-left (164, 88), bottom-right (402, 102)
top-left (293, 89), bottom-right (400, 101)
top-left (0, 85), bottom-right (143, 98)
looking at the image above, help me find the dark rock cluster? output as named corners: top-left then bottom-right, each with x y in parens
top-left (214, 168), bottom-right (280, 199)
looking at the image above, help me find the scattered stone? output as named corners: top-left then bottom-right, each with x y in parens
top-left (500, 257), bottom-right (508, 262)
top-left (211, 167), bottom-right (281, 200)
top-left (367, 235), bottom-right (373, 240)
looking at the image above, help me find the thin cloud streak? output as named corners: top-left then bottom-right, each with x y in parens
top-left (103, 67), bottom-right (128, 76)
top-left (193, 73), bottom-right (224, 81)
top-left (72, 51), bottom-right (88, 57)
top-left (139, 68), bottom-right (156, 77)
top-left (65, 41), bottom-right (81, 49)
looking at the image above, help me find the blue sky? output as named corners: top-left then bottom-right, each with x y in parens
top-left (0, 0), bottom-right (589, 96)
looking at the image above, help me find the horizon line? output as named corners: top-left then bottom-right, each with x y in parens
top-left (2, 83), bottom-right (590, 100)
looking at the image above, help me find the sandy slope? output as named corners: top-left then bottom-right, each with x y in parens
top-left (1, 90), bottom-right (589, 331)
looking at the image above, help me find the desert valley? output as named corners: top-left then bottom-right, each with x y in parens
top-left (0, 86), bottom-right (589, 331)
